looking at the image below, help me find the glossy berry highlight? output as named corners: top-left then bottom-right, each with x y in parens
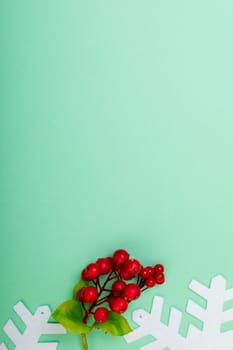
top-left (155, 272), bottom-right (165, 284)
top-left (109, 297), bottom-right (128, 313)
top-left (119, 267), bottom-right (133, 280)
top-left (82, 263), bottom-right (100, 280)
top-left (154, 264), bottom-right (164, 273)
top-left (112, 249), bottom-right (129, 266)
top-left (124, 259), bottom-right (142, 276)
top-left (82, 286), bottom-right (99, 303)
top-left (96, 257), bottom-right (112, 275)
top-left (124, 283), bottom-right (141, 301)
top-left (145, 276), bottom-right (156, 287)
top-left (94, 307), bottom-right (109, 322)
top-left (112, 280), bottom-right (126, 296)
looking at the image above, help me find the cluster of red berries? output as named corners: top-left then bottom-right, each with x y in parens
top-left (77, 249), bottom-right (165, 324)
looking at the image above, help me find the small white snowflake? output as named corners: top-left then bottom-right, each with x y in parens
top-left (0, 301), bottom-right (66, 349)
top-left (125, 275), bottom-right (233, 350)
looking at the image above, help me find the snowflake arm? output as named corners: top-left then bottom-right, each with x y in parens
top-left (13, 301), bottom-right (33, 324)
top-left (186, 275), bottom-right (233, 348)
top-left (125, 296), bottom-right (186, 350)
top-left (1, 301), bottom-right (66, 350)
top-left (187, 276), bottom-right (233, 334)
top-left (124, 275), bottom-right (233, 350)
top-left (3, 320), bottom-right (22, 344)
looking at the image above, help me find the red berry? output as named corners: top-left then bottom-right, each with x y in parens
top-left (145, 276), bottom-right (156, 287)
top-left (124, 259), bottom-right (142, 276)
top-left (96, 257), bottom-right (112, 274)
top-left (145, 266), bottom-right (154, 277)
top-left (124, 283), bottom-right (141, 301)
top-left (109, 297), bottom-right (128, 313)
top-left (112, 280), bottom-right (126, 296)
top-left (82, 263), bottom-right (100, 280)
top-left (154, 264), bottom-right (164, 273)
top-left (112, 249), bottom-right (129, 266)
top-left (140, 267), bottom-right (150, 279)
top-left (83, 286), bottom-right (99, 302)
top-left (94, 307), bottom-right (109, 322)
top-left (155, 272), bottom-right (165, 284)
top-left (119, 267), bottom-right (133, 280)
top-left (77, 287), bottom-right (85, 301)
top-left (81, 269), bottom-right (90, 281)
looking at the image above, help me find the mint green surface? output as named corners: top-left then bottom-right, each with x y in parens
top-left (1, 1), bottom-right (233, 349)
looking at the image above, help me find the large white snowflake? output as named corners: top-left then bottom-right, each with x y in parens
top-left (0, 301), bottom-right (66, 350)
top-left (125, 275), bottom-right (233, 350)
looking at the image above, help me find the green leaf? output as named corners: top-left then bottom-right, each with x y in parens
top-left (72, 279), bottom-right (89, 299)
top-left (52, 299), bottom-right (91, 334)
top-left (92, 311), bottom-right (132, 336)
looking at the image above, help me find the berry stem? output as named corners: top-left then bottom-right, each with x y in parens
top-left (94, 296), bottom-right (110, 305)
top-left (95, 277), bottom-right (101, 290)
top-left (81, 334), bottom-right (88, 350)
top-left (81, 302), bottom-right (88, 313)
top-left (94, 270), bottom-right (115, 299)
top-left (114, 270), bottom-right (121, 279)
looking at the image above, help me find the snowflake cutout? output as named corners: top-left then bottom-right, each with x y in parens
top-left (125, 275), bottom-right (233, 350)
top-left (0, 301), bottom-right (66, 349)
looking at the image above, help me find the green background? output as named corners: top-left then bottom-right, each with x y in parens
top-left (1, 1), bottom-right (233, 349)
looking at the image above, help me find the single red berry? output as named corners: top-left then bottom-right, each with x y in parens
top-left (77, 287), bottom-right (85, 301)
top-left (96, 257), bottom-right (112, 274)
top-left (82, 263), bottom-right (100, 280)
top-left (81, 269), bottom-right (91, 281)
top-left (112, 249), bottom-right (129, 266)
top-left (145, 276), bottom-right (156, 287)
top-left (109, 297), bottom-right (128, 313)
top-left (94, 307), bottom-right (109, 322)
top-left (83, 286), bottom-right (99, 303)
top-left (119, 267), bottom-right (133, 280)
top-left (140, 267), bottom-right (150, 279)
top-left (154, 264), bottom-right (164, 273)
top-left (124, 259), bottom-right (142, 276)
top-left (145, 266), bottom-right (154, 277)
top-left (124, 283), bottom-right (141, 301)
top-left (155, 272), bottom-right (165, 284)
top-left (111, 280), bottom-right (126, 296)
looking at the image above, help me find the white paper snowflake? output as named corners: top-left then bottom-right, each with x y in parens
top-left (125, 275), bottom-right (233, 350)
top-left (0, 301), bottom-right (66, 350)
